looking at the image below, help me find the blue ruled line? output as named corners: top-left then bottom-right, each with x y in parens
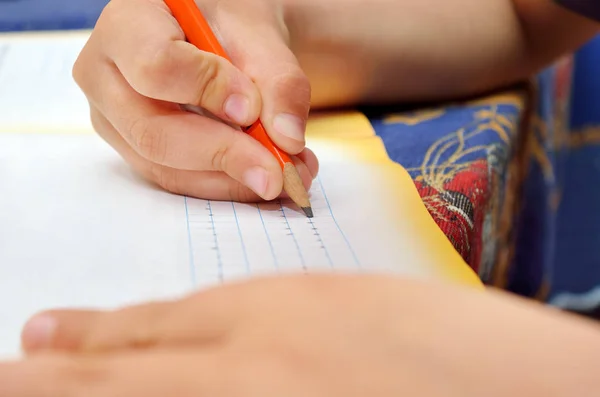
top-left (207, 200), bottom-right (223, 281)
top-left (308, 216), bottom-right (333, 268)
top-left (183, 196), bottom-right (197, 288)
top-left (257, 203), bottom-right (278, 270)
top-left (280, 201), bottom-right (306, 271)
top-left (317, 177), bottom-right (361, 268)
top-left (231, 202), bottom-right (250, 274)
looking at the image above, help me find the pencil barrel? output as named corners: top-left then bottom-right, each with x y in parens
top-left (244, 122), bottom-right (290, 170)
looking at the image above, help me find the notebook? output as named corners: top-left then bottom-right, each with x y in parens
top-left (0, 30), bottom-right (482, 358)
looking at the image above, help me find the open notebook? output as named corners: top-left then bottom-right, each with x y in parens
top-left (0, 31), bottom-right (481, 358)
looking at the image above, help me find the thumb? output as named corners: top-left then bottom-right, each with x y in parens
top-left (220, 15), bottom-right (311, 155)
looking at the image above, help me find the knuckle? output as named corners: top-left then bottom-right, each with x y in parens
top-left (272, 66), bottom-right (311, 107)
top-left (71, 41), bottom-right (97, 92)
top-left (135, 45), bottom-right (174, 95)
top-left (192, 55), bottom-right (222, 107)
top-left (229, 182), bottom-right (256, 203)
top-left (210, 145), bottom-right (228, 172)
top-left (128, 118), bottom-right (168, 164)
top-left (84, 303), bottom-right (169, 351)
top-left (71, 56), bottom-right (85, 88)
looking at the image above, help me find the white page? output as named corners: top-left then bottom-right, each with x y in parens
top-left (0, 132), bottom-right (445, 359)
top-left (0, 31), bottom-right (93, 132)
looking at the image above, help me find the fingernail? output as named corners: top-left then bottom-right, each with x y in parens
top-left (242, 166), bottom-right (269, 197)
top-left (273, 113), bottom-right (305, 143)
top-left (22, 314), bottom-right (56, 350)
top-left (224, 94), bottom-right (251, 125)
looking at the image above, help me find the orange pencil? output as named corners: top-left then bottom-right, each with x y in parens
top-left (163, 0), bottom-right (313, 218)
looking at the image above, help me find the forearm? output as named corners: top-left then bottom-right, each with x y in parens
top-left (389, 282), bottom-right (600, 396)
top-left (457, 291), bottom-right (600, 395)
top-left (285, 0), bottom-right (600, 108)
top-left (513, 0), bottom-right (600, 69)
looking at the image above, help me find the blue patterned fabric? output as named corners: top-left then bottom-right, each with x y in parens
top-left (2, 0), bottom-right (600, 318)
top-left (367, 37), bottom-right (600, 318)
top-left (543, 37), bottom-right (600, 316)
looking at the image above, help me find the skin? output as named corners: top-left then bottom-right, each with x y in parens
top-left (9, 275), bottom-right (600, 396)
top-left (72, 0), bottom-right (600, 203)
top-left (291, 0), bottom-right (600, 106)
top-left (6, 0), bottom-right (600, 395)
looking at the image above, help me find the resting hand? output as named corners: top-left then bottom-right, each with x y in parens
top-left (5, 274), bottom-right (600, 396)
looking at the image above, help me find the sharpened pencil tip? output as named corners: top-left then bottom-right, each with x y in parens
top-left (302, 207), bottom-right (314, 218)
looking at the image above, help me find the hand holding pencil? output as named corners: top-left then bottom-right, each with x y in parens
top-left (72, 0), bottom-right (318, 210)
top-left (163, 0), bottom-right (314, 216)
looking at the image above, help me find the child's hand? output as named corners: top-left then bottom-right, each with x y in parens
top-left (73, 0), bottom-right (318, 202)
top-left (11, 274), bottom-right (600, 396)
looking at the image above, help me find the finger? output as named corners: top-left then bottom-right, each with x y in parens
top-left (76, 53), bottom-right (283, 200)
top-left (20, 275), bottom-right (326, 355)
top-left (291, 154), bottom-right (313, 192)
top-left (21, 297), bottom-right (231, 354)
top-left (21, 310), bottom-right (98, 354)
top-left (19, 279), bottom-right (256, 353)
top-left (86, 0), bottom-right (261, 126)
top-left (91, 105), bottom-right (263, 202)
top-left (89, 107), bottom-right (308, 202)
top-left (296, 147), bottom-right (319, 180)
top-left (216, 5), bottom-right (312, 154)
top-left (0, 349), bottom-right (237, 397)
top-left (21, 275), bottom-right (296, 354)
top-left (89, 106), bottom-right (315, 200)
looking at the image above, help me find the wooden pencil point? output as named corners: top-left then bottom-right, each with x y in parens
top-left (282, 162), bottom-right (312, 217)
top-left (301, 207), bottom-right (314, 218)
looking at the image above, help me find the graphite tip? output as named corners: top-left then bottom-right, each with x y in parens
top-left (301, 206), bottom-right (314, 218)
